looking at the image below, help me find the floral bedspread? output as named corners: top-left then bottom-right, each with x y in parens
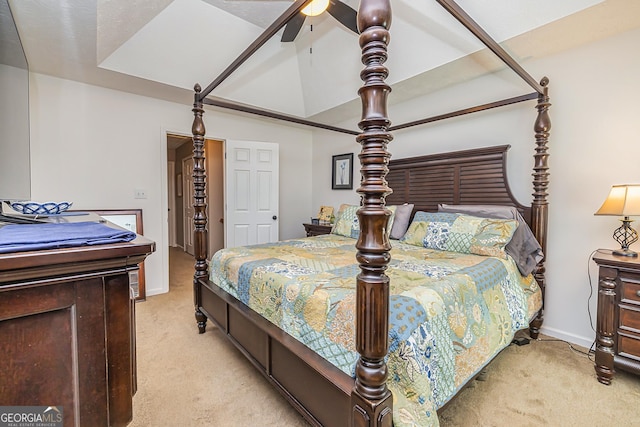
top-left (210, 234), bottom-right (542, 426)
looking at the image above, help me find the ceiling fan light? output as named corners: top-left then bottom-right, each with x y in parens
top-left (301, 0), bottom-right (329, 17)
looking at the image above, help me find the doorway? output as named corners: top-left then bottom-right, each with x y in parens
top-left (166, 134), bottom-right (224, 258)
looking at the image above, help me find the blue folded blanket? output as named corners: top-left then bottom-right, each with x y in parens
top-left (0, 221), bottom-right (137, 254)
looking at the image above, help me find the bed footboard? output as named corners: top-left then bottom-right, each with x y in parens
top-left (195, 278), bottom-right (354, 427)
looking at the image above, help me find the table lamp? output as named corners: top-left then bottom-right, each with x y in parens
top-left (595, 184), bottom-right (640, 257)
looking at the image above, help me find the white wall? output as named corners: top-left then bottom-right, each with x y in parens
top-left (0, 63), bottom-right (31, 200)
top-left (311, 27), bottom-right (640, 349)
top-left (311, 129), bottom-right (361, 210)
top-left (29, 73), bottom-right (313, 296)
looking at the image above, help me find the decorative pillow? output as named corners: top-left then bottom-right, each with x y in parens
top-left (401, 211), bottom-right (518, 258)
top-left (331, 204), bottom-right (360, 238)
top-left (331, 204), bottom-right (396, 239)
top-left (389, 203), bottom-right (414, 240)
top-left (438, 204), bottom-right (543, 275)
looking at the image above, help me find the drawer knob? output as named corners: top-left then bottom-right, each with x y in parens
top-left (637, 290), bottom-right (640, 297)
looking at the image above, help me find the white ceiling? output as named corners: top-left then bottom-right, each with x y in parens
top-left (7, 0), bottom-right (640, 127)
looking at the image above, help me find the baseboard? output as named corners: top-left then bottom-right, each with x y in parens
top-left (146, 288), bottom-right (169, 297)
top-left (539, 325), bottom-right (594, 350)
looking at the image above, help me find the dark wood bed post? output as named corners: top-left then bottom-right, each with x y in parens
top-left (351, 1), bottom-right (394, 426)
top-left (529, 77), bottom-right (551, 339)
top-left (192, 83), bottom-right (209, 333)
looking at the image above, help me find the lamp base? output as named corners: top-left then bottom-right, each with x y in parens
top-left (613, 248), bottom-right (638, 257)
top-left (610, 217), bottom-right (639, 257)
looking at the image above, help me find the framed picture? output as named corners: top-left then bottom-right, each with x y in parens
top-left (318, 205), bottom-right (334, 223)
top-left (332, 153), bottom-right (354, 190)
top-left (80, 209), bottom-right (146, 301)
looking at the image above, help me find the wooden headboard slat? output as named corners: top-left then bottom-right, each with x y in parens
top-left (385, 145), bottom-right (532, 226)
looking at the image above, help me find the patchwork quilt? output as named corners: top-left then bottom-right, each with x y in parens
top-left (209, 234), bottom-right (542, 427)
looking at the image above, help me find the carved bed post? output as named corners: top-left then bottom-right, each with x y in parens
top-left (530, 77), bottom-right (551, 338)
top-left (352, 1), bottom-right (394, 426)
top-left (192, 84), bottom-right (209, 334)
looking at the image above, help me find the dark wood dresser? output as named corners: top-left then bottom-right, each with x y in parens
top-left (593, 252), bottom-right (640, 384)
top-left (0, 221), bottom-right (154, 426)
top-left (303, 223), bottom-right (332, 237)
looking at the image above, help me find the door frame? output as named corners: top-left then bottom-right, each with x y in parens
top-left (182, 155), bottom-right (194, 256)
top-left (206, 139), bottom-right (225, 255)
top-left (167, 160), bottom-right (177, 247)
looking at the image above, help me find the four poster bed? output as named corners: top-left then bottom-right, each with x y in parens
top-left (190, 1), bottom-right (551, 426)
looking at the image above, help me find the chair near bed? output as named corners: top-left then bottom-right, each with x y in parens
top-left (189, 0), bottom-right (551, 426)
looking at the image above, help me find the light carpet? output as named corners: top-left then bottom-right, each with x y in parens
top-left (129, 247), bottom-right (640, 426)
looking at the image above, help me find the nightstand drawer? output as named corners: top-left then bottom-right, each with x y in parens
top-left (621, 279), bottom-right (640, 305)
top-left (618, 333), bottom-right (640, 360)
top-left (620, 305), bottom-right (640, 333)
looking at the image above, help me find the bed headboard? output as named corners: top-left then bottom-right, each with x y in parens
top-left (385, 144), bottom-right (532, 228)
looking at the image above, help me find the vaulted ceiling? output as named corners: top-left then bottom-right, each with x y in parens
top-left (7, 0), bottom-right (640, 126)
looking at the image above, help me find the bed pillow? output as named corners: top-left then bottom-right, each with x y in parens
top-left (438, 204), bottom-right (544, 276)
top-left (389, 203), bottom-right (414, 240)
top-left (401, 211), bottom-right (518, 258)
top-left (331, 204), bottom-right (396, 239)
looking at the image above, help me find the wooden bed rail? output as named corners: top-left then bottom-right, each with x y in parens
top-left (436, 0), bottom-right (545, 95)
top-left (197, 0), bottom-right (311, 101)
top-left (202, 97), bottom-right (358, 135)
top-left (389, 92), bottom-right (538, 132)
top-left (194, 0), bottom-right (550, 139)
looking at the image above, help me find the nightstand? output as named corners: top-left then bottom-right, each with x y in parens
top-left (303, 223), bottom-right (332, 237)
top-left (593, 252), bottom-right (640, 384)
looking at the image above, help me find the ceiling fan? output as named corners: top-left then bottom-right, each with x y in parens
top-left (281, 0), bottom-right (358, 42)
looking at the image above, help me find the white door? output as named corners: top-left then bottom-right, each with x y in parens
top-left (183, 156), bottom-right (195, 255)
top-left (225, 140), bottom-right (279, 247)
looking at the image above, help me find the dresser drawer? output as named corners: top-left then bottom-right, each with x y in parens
top-left (618, 332), bottom-right (640, 360)
top-left (620, 278), bottom-right (640, 305)
top-left (620, 305), bottom-right (640, 333)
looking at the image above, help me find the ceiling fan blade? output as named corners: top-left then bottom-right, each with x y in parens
top-left (281, 12), bottom-right (306, 42)
top-left (326, 0), bottom-right (358, 34)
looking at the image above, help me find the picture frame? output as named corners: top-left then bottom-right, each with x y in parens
top-left (79, 209), bottom-right (146, 301)
top-left (318, 205), bottom-right (334, 223)
top-left (332, 153), bottom-right (354, 190)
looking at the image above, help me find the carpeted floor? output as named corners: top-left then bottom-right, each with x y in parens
top-left (129, 247), bottom-right (640, 426)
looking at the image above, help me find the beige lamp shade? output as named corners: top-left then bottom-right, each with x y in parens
top-left (595, 184), bottom-right (640, 216)
top-left (302, 0), bottom-right (329, 16)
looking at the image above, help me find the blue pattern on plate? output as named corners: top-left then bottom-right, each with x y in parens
top-left (11, 201), bottom-right (73, 215)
